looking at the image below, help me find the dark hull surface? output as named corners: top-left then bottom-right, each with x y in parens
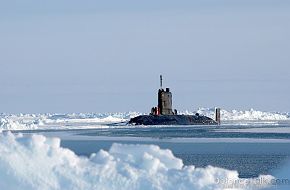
top-left (129, 115), bottom-right (217, 125)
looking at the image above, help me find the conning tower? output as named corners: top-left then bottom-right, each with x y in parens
top-left (158, 75), bottom-right (173, 115)
top-left (151, 75), bottom-right (177, 115)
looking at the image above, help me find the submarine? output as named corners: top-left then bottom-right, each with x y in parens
top-left (129, 75), bottom-right (220, 125)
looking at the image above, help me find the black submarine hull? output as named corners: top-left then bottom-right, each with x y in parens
top-left (129, 115), bottom-right (217, 125)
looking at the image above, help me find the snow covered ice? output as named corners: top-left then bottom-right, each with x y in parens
top-left (194, 108), bottom-right (289, 121)
top-left (0, 112), bottom-right (138, 131)
top-left (0, 132), bottom-right (278, 190)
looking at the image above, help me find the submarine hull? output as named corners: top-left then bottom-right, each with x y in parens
top-left (129, 115), bottom-right (217, 125)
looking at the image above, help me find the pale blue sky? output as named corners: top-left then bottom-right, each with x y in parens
top-left (1, 0), bottom-right (290, 113)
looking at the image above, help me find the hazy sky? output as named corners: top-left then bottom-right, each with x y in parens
top-left (1, 0), bottom-right (290, 113)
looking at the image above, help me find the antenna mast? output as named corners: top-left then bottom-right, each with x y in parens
top-left (160, 75), bottom-right (163, 89)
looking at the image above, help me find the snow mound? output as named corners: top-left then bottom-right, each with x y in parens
top-left (0, 132), bottom-right (274, 190)
top-left (0, 117), bottom-right (39, 130)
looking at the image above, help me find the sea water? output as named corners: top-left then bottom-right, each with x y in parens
top-left (41, 124), bottom-right (290, 178)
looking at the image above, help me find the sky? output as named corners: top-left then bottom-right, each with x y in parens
top-left (0, 0), bottom-right (290, 113)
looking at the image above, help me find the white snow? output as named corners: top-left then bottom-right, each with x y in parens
top-left (0, 132), bottom-right (275, 190)
top-left (0, 108), bottom-right (289, 131)
top-left (194, 108), bottom-right (289, 121)
top-left (0, 112), bottom-right (139, 131)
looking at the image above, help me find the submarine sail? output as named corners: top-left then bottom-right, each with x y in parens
top-left (129, 75), bottom-right (218, 125)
